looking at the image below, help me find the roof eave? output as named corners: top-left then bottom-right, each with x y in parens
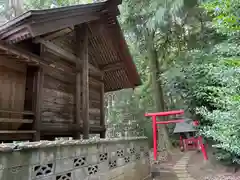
top-left (0, 0), bottom-right (122, 43)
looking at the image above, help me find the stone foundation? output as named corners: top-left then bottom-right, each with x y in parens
top-left (0, 137), bottom-right (150, 180)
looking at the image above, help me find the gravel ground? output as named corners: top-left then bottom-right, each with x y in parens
top-left (203, 175), bottom-right (240, 180)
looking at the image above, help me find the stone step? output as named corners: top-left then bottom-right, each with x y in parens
top-left (174, 170), bottom-right (188, 174)
top-left (173, 167), bottom-right (187, 170)
top-left (174, 164), bottom-right (187, 167)
top-left (178, 178), bottom-right (195, 180)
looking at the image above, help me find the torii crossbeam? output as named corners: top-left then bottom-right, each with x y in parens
top-left (145, 110), bottom-right (208, 161)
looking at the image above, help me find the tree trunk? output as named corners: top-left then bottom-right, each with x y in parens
top-left (146, 31), bottom-right (172, 152)
top-left (10, 0), bottom-right (24, 17)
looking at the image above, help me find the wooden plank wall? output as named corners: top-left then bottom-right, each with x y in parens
top-left (42, 75), bottom-right (74, 124)
top-left (0, 58), bottom-right (27, 130)
top-left (41, 37), bottom-right (101, 127)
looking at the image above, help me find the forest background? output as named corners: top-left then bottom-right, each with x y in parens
top-left (0, 0), bottom-right (240, 165)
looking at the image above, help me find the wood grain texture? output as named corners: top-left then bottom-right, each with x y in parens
top-left (0, 118), bottom-right (33, 123)
top-left (80, 24), bottom-right (90, 139)
top-left (33, 67), bottom-right (44, 141)
top-left (100, 79), bottom-right (105, 138)
top-left (42, 79), bottom-right (100, 125)
top-left (0, 64), bottom-right (26, 131)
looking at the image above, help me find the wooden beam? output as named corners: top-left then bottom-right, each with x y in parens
top-left (99, 78), bottom-right (106, 138)
top-left (74, 25), bottom-right (83, 139)
top-left (0, 130), bottom-right (36, 134)
top-left (43, 63), bottom-right (102, 90)
top-left (34, 38), bottom-right (102, 75)
top-left (74, 72), bottom-right (81, 139)
top-left (0, 134), bottom-right (33, 141)
top-left (41, 53), bottom-right (103, 86)
top-left (31, 13), bottom-right (100, 38)
top-left (78, 24), bottom-right (90, 139)
top-left (33, 66), bottom-right (44, 141)
top-left (41, 123), bottom-right (105, 134)
top-left (41, 27), bottom-right (73, 41)
top-left (0, 41), bottom-right (103, 88)
top-left (32, 44), bottom-right (45, 141)
top-left (0, 56), bottom-right (27, 73)
top-left (0, 118), bottom-right (33, 123)
top-left (74, 24), bottom-right (82, 139)
top-left (0, 110), bottom-right (34, 115)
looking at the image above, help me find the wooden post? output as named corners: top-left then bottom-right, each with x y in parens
top-left (100, 77), bottom-right (106, 138)
top-left (82, 24), bottom-right (89, 139)
top-left (74, 25), bottom-right (82, 139)
top-left (33, 66), bottom-right (44, 141)
top-left (74, 71), bottom-right (81, 139)
top-left (75, 23), bottom-right (89, 139)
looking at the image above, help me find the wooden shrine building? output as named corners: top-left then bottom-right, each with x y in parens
top-left (0, 0), bottom-right (141, 142)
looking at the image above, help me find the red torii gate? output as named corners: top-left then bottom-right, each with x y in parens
top-left (145, 110), bottom-right (208, 161)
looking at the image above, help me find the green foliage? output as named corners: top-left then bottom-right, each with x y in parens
top-left (1, 0), bottom-right (240, 164)
top-left (169, 16), bottom-right (240, 165)
top-left (24, 0), bottom-right (92, 10)
top-left (24, 0), bottom-right (52, 10)
top-left (154, 0), bottom-right (240, 165)
top-left (202, 0), bottom-right (240, 35)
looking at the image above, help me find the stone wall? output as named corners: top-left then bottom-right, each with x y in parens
top-left (0, 137), bottom-right (150, 180)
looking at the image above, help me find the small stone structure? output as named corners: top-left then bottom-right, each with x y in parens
top-left (0, 137), bottom-right (150, 180)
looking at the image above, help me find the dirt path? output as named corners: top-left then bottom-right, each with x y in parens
top-left (173, 152), bottom-right (196, 180)
top-left (150, 149), bottom-right (240, 180)
top-left (150, 149), bottom-right (191, 180)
